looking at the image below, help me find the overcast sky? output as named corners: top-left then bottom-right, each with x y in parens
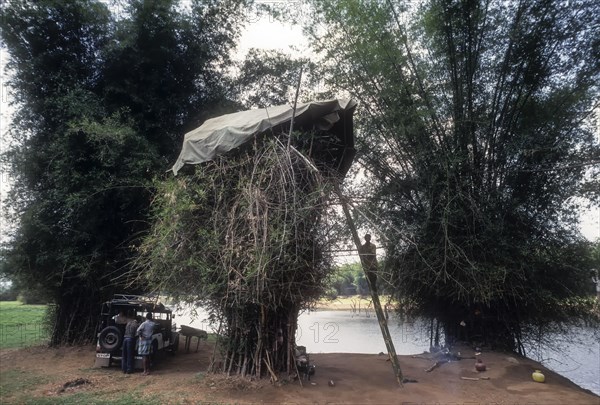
top-left (237, 3), bottom-right (309, 58)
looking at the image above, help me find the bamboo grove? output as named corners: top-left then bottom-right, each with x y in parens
top-left (306, 0), bottom-right (600, 353)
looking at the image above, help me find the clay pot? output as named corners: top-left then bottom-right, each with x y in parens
top-left (475, 358), bottom-right (486, 372)
top-left (532, 370), bottom-right (545, 383)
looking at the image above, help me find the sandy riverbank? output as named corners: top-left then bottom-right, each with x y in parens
top-left (1, 339), bottom-right (598, 404)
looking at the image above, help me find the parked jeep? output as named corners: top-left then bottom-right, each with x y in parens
top-left (94, 294), bottom-right (179, 369)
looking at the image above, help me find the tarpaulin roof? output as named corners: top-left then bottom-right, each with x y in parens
top-left (171, 99), bottom-right (357, 175)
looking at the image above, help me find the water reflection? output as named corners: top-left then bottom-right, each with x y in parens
top-left (525, 327), bottom-right (600, 395)
top-left (296, 310), bottom-right (431, 355)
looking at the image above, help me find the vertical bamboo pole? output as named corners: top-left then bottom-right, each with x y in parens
top-left (335, 185), bottom-right (404, 386)
top-left (288, 65), bottom-right (304, 149)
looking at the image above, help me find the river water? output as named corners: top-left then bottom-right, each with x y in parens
top-left (173, 307), bottom-right (600, 396)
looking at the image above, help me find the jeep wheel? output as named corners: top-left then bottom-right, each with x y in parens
top-left (98, 326), bottom-right (123, 352)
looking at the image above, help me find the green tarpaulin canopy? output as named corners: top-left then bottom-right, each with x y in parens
top-left (172, 99), bottom-right (357, 175)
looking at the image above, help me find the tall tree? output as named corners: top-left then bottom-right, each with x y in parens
top-left (102, 0), bottom-right (247, 157)
top-left (306, 0), bottom-right (599, 352)
top-left (0, 0), bottom-right (246, 344)
top-left (1, 0), bottom-right (118, 343)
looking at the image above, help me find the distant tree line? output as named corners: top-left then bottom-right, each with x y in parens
top-left (325, 262), bottom-right (375, 298)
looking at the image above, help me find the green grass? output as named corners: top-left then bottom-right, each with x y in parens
top-left (5, 372), bottom-right (161, 405)
top-left (0, 301), bottom-right (49, 348)
top-left (0, 301), bottom-right (47, 323)
top-left (0, 369), bottom-right (51, 397)
top-left (0, 369), bottom-right (53, 404)
top-left (0, 369), bottom-right (168, 404)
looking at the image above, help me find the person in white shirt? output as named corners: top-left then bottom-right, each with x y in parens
top-left (136, 312), bottom-right (156, 375)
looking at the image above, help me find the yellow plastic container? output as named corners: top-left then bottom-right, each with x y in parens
top-left (532, 370), bottom-right (545, 383)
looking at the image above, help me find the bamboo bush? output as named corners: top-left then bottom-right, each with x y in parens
top-left (133, 136), bottom-right (340, 378)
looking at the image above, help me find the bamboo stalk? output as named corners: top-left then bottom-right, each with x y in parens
top-left (241, 352), bottom-right (248, 377)
top-left (287, 321), bottom-right (292, 376)
top-left (288, 65), bottom-right (304, 149)
top-left (264, 350), bottom-right (279, 382)
top-left (209, 319), bottom-right (223, 372)
top-left (237, 351), bottom-right (243, 375)
top-left (292, 351), bottom-right (304, 388)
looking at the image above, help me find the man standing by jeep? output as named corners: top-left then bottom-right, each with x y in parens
top-left (121, 311), bottom-right (138, 374)
top-left (136, 312), bottom-right (155, 375)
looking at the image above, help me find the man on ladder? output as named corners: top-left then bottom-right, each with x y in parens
top-left (359, 234), bottom-right (378, 293)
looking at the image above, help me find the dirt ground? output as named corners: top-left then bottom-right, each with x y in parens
top-left (1, 340), bottom-right (598, 405)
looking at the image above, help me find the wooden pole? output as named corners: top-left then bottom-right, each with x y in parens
top-left (288, 65), bottom-right (304, 149)
top-left (335, 185), bottom-right (404, 386)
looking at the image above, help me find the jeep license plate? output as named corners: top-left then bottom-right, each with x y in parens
top-left (97, 353), bottom-right (110, 358)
